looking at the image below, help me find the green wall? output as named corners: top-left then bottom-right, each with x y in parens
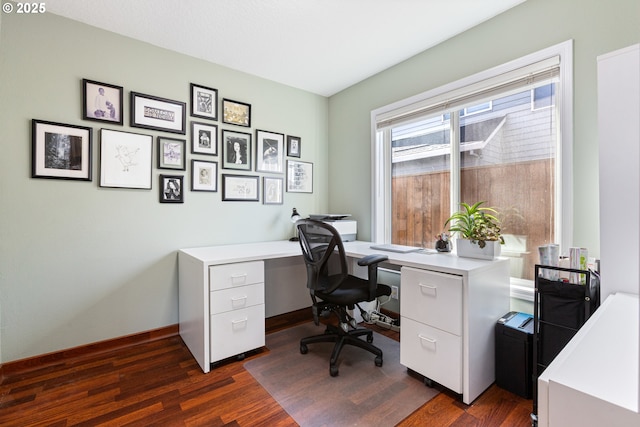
top-left (328, 0), bottom-right (639, 253)
top-left (0, 12), bottom-right (328, 362)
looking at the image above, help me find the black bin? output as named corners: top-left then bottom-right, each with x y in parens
top-left (495, 311), bottom-right (534, 399)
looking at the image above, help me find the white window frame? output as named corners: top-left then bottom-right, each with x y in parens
top-left (370, 40), bottom-right (574, 258)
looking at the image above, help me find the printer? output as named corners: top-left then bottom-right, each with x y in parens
top-left (308, 214), bottom-right (357, 241)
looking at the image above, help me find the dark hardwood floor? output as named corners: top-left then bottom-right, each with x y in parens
top-left (0, 310), bottom-right (532, 426)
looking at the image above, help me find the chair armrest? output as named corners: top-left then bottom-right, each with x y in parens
top-left (357, 254), bottom-right (389, 266)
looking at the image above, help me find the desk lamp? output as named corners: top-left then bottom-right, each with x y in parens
top-left (290, 207), bottom-right (301, 241)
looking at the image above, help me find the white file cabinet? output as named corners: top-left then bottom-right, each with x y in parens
top-left (399, 262), bottom-right (509, 404)
top-left (208, 261), bottom-right (265, 363)
top-left (401, 267), bottom-right (463, 393)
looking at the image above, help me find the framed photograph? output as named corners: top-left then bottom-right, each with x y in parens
top-left (191, 121), bottom-right (217, 156)
top-left (159, 174), bottom-right (184, 203)
top-left (31, 119), bottom-right (93, 181)
top-left (222, 174), bottom-right (259, 201)
top-left (222, 129), bottom-right (251, 170)
top-left (191, 159), bottom-right (218, 192)
top-left (99, 129), bottom-right (152, 189)
top-left (222, 98), bottom-right (251, 127)
top-left (190, 83), bottom-right (218, 121)
top-left (255, 129), bottom-right (284, 173)
top-left (130, 91), bottom-right (186, 134)
top-left (263, 177), bottom-right (283, 205)
top-left (287, 160), bottom-right (313, 193)
top-left (82, 79), bottom-right (123, 125)
top-left (286, 135), bottom-right (301, 158)
top-left (157, 136), bottom-right (186, 170)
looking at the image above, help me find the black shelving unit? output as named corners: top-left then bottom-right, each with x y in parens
top-left (530, 264), bottom-right (600, 426)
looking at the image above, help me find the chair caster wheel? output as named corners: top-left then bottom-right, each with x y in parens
top-left (424, 377), bottom-right (434, 387)
top-left (300, 344), bottom-right (308, 354)
top-left (375, 356), bottom-right (383, 367)
top-left (350, 318), bottom-right (358, 328)
top-left (330, 365), bottom-right (339, 377)
top-left (236, 353), bottom-right (245, 361)
top-left (367, 334), bottom-right (374, 343)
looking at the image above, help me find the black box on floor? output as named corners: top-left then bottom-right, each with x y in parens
top-left (495, 311), bottom-right (534, 399)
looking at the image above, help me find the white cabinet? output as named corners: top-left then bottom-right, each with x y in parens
top-left (208, 261), bottom-right (265, 363)
top-left (399, 261), bottom-right (510, 404)
top-left (598, 43), bottom-right (640, 299)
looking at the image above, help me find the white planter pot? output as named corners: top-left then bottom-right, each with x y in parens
top-left (455, 238), bottom-right (502, 260)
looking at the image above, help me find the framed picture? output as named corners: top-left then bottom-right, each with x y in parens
top-left (222, 174), bottom-right (259, 201)
top-left (255, 129), bottom-right (284, 173)
top-left (263, 177), bottom-right (283, 205)
top-left (286, 135), bottom-right (301, 158)
top-left (159, 174), bottom-right (184, 203)
top-left (222, 98), bottom-right (251, 127)
top-left (31, 119), bottom-right (93, 181)
top-left (99, 129), bottom-right (152, 189)
top-left (191, 121), bottom-right (217, 156)
top-left (287, 160), bottom-right (313, 193)
top-left (130, 91), bottom-right (186, 134)
top-left (190, 83), bottom-right (218, 121)
top-left (157, 136), bottom-right (186, 170)
top-left (82, 79), bottom-right (123, 125)
top-left (191, 159), bottom-right (218, 192)
top-left (222, 129), bottom-right (251, 171)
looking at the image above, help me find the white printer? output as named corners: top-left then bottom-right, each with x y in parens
top-left (309, 214), bottom-right (357, 241)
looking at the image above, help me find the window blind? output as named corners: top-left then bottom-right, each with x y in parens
top-left (376, 55), bottom-right (560, 130)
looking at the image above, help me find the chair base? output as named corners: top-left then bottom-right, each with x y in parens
top-left (299, 324), bottom-right (383, 377)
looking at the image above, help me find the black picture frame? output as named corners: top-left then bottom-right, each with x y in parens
top-left (191, 121), bottom-right (218, 156)
top-left (159, 174), bottom-right (184, 203)
top-left (286, 135), bottom-right (301, 158)
top-left (130, 91), bottom-right (186, 134)
top-left (190, 83), bottom-right (218, 121)
top-left (222, 174), bottom-right (259, 201)
top-left (263, 177), bottom-right (283, 205)
top-left (191, 159), bottom-right (218, 192)
top-left (222, 129), bottom-right (252, 171)
top-left (31, 119), bottom-right (93, 181)
top-left (82, 79), bottom-right (123, 125)
top-left (255, 129), bottom-right (285, 173)
top-left (222, 98), bottom-right (251, 127)
top-left (157, 136), bottom-right (186, 170)
top-left (287, 160), bottom-right (313, 193)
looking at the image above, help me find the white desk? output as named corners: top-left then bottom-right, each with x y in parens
top-left (178, 240), bottom-right (510, 404)
top-left (537, 292), bottom-right (640, 426)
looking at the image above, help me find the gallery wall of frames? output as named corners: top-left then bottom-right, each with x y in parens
top-left (31, 79), bottom-right (313, 205)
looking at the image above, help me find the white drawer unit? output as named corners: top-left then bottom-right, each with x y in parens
top-left (209, 261), bottom-right (265, 364)
top-left (401, 316), bottom-right (462, 393)
top-left (209, 260), bottom-right (264, 291)
top-left (210, 303), bottom-right (265, 362)
top-left (401, 267), bottom-right (462, 335)
top-left (399, 262), bottom-right (509, 404)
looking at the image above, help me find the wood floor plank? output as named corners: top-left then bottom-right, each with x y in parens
top-left (0, 310), bottom-right (532, 426)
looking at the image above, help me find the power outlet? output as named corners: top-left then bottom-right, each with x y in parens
top-left (390, 285), bottom-right (399, 300)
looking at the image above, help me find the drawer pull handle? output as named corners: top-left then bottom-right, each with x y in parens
top-left (419, 283), bottom-right (437, 289)
top-left (231, 296), bottom-right (247, 302)
top-left (232, 318), bottom-right (248, 325)
top-left (418, 334), bottom-right (436, 344)
top-left (230, 273), bottom-right (248, 284)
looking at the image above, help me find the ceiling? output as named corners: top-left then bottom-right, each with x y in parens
top-left (45, 0), bottom-right (526, 97)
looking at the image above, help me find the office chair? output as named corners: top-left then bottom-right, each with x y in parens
top-left (296, 219), bottom-right (391, 376)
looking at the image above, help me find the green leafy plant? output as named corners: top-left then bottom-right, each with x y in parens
top-left (444, 201), bottom-right (505, 248)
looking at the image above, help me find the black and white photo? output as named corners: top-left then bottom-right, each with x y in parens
top-left (190, 83), bottom-right (218, 121)
top-left (82, 79), bottom-right (123, 125)
top-left (159, 174), bottom-right (184, 203)
top-left (256, 129), bottom-right (284, 173)
top-left (191, 122), bottom-right (217, 156)
top-left (222, 129), bottom-right (251, 171)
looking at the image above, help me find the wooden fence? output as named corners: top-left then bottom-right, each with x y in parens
top-left (392, 159), bottom-right (554, 280)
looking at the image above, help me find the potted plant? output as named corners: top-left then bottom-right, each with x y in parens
top-left (444, 201), bottom-right (505, 260)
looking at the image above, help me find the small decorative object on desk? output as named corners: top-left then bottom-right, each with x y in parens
top-left (435, 233), bottom-right (452, 252)
top-left (444, 201), bottom-right (504, 260)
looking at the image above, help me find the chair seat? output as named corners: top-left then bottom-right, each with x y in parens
top-left (315, 275), bottom-right (391, 306)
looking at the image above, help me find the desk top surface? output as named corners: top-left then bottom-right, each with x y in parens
top-left (179, 240), bottom-right (508, 276)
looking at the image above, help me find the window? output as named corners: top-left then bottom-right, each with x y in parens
top-left (372, 41), bottom-right (573, 284)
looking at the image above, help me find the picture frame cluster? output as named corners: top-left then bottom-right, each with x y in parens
top-left (31, 78), bottom-right (314, 205)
